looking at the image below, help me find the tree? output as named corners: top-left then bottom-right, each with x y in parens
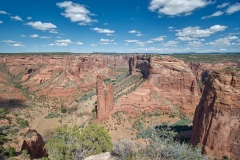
top-left (46, 124), bottom-right (112, 160)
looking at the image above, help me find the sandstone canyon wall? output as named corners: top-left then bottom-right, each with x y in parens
top-left (191, 70), bottom-right (240, 159)
top-left (129, 55), bottom-right (199, 114)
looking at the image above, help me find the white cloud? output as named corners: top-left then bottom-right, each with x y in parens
top-left (75, 41), bottom-right (83, 45)
top-left (27, 17), bottom-right (32, 20)
top-left (49, 39), bottom-right (73, 47)
top-left (30, 34), bottom-right (38, 38)
top-left (0, 20), bottom-right (3, 24)
top-left (217, 3), bottom-right (229, 9)
top-left (21, 35), bottom-right (26, 37)
top-left (0, 11), bottom-right (7, 14)
top-left (148, 0), bottom-right (212, 16)
top-left (11, 15), bottom-right (23, 21)
top-left (100, 39), bottom-right (114, 43)
top-left (49, 30), bottom-right (58, 34)
top-left (152, 36), bottom-right (166, 41)
top-left (163, 40), bottom-right (178, 47)
top-left (91, 27), bottom-right (115, 34)
top-left (124, 39), bottom-right (153, 46)
top-left (104, 23), bottom-right (108, 25)
top-left (129, 30), bottom-right (138, 34)
top-left (202, 11), bottom-right (223, 19)
top-left (2, 40), bottom-right (15, 43)
top-left (91, 43), bottom-right (97, 47)
top-left (40, 36), bottom-right (51, 39)
top-left (56, 1), bottom-right (97, 25)
top-left (55, 39), bottom-right (73, 43)
top-left (188, 41), bottom-right (202, 46)
top-left (208, 36), bottom-right (238, 46)
top-left (12, 43), bottom-right (24, 47)
top-left (177, 36), bottom-right (197, 41)
top-left (26, 21), bottom-right (57, 31)
top-left (226, 3), bottom-right (240, 14)
top-left (176, 25), bottom-right (227, 37)
top-left (136, 33), bottom-right (143, 36)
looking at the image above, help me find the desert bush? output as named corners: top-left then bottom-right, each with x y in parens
top-left (61, 108), bottom-right (67, 113)
top-left (16, 117), bottom-right (29, 128)
top-left (113, 127), bottom-right (211, 160)
top-left (0, 108), bottom-right (9, 119)
top-left (4, 146), bottom-right (15, 157)
top-left (46, 124), bottom-right (112, 160)
top-left (44, 112), bottom-right (60, 119)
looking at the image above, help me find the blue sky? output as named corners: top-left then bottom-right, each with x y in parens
top-left (0, 0), bottom-right (240, 53)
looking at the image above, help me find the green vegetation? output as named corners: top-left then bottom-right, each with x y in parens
top-left (78, 92), bottom-right (96, 102)
top-left (0, 108), bottom-right (9, 119)
top-left (45, 124), bottom-right (112, 160)
top-left (44, 112), bottom-right (60, 119)
top-left (113, 127), bottom-right (211, 160)
top-left (61, 108), bottom-right (67, 113)
top-left (16, 117), bottom-right (29, 128)
top-left (3, 146), bottom-right (15, 157)
top-left (171, 53), bottom-right (240, 63)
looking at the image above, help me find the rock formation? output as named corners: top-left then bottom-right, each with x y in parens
top-left (96, 74), bottom-right (114, 121)
top-left (21, 128), bottom-right (47, 159)
top-left (129, 55), bottom-right (199, 113)
top-left (191, 70), bottom-right (240, 159)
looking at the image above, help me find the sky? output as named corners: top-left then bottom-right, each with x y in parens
top-left (0, 0), bottom-right (240, 53)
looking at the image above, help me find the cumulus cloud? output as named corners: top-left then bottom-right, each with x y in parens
top-left (226, 3), bottom-right (240, 14)
top-left (124, 39), bottom-right (153, 46)
top-left (152, 36), bottom-right (166, 41)
top-left (49, 30), bottom-right (58, 34)
top-left (30, 34), bottom-right (38, 38)
top-left (2, 40), bottom-right (15, 43)
top-left (0, 20), bottom-right (3, 24)
top-left (177, 36), bottom-right (197, 41)
top-left (49, 39), bottom-right (73, 47)
top-left (0, 10), bottom-right (7, 14)
top-left (75, 41), bottom-right (83, 45)
top-left (40, 36), bottom-right (51, 39)
top-left (26, 21), bottom-right (57, 31)
top-left (207, 36), bottom-right (238, 46)
top-left (11, 15), bottom-right (23, 21)
top-left (202, 11), bottom-right (224, 19)
top-left (217, 3), bottom-right (229, 9)
top-left (128, 30), bottom-right (143, 36)
top-left (148, 0), bottom-right (212, 16)
top-left (176, 25), bottom-right (227, 37)
top-left (56, 1), bottom-right (97, 25)
top-left (163, 40), bottom-right (178, 47)
top-left (12, 43), bottom-right (24, 47)
top-left (27, 17), bottom-right (32, 20)
top-left (188, 41), bottom-right (202, 46)
top-left (91, 27), bottom-right (115, 34)
top-left (100, 39), bottom-right (114, 43)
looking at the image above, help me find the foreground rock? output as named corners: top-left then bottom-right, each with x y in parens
top-left (84, 152), bottom-right (116, 160)
top-left (191, 70), bottom-right (240, 159)
top-left (21, 128), bottom-right (47, 159)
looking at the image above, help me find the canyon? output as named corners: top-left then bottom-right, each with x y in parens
top-left (0, 53), bottom-right (239, 159)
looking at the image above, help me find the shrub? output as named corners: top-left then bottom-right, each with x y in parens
top-left (113, 127), bottom-right (211, 160)
top-left (16, 117), bottom-right (29, 128)
top-left (61, 108), bottom-right (66, 113)
top-left (0, 108), bottom-right (9, 119)
top-left (46, 124), bottom-right (112, 159)
top-left (4, 146), bottom-right (15, 157)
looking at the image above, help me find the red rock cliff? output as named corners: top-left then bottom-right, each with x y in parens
top-left (191, 70), bottom-right (240, 159)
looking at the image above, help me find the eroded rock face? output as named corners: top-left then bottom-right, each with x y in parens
top-left (191, 70), bottom-right (240, 159)
top-left (21, 128), bottom-right (47, 159)
top-left (96, 74), bottom-right (114, 121)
